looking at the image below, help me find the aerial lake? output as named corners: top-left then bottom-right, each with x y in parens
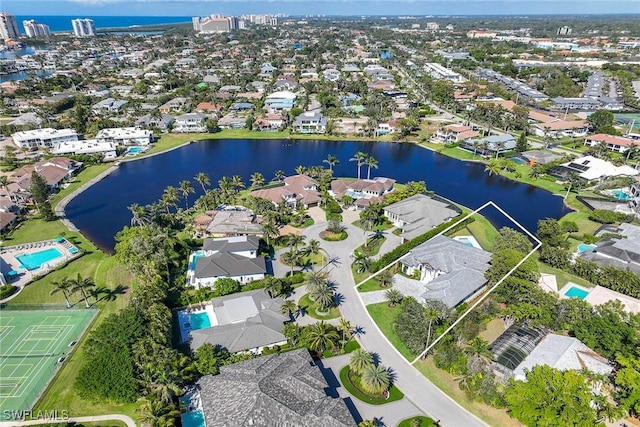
top-left (65, 139), bottom-right (571, 252)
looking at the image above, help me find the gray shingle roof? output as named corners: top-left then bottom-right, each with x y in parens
top-left (384, 194), bottom-right (460, 241)
top-left (194, 253), bottom-right (266, 279)
top-left (197, 349), bottom-right (356, 427)
top-left (402, 235), bottom-right (491, 308)
top-left (203, 235), bottom-right (261, 253)
top-left (579, 235), bottom-right (640, 274)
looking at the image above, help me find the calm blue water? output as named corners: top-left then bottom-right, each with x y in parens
top-left (16, 16), bottom-right (191, 33)
top-left (564, 286), bottom-right (589, 300)
top-left (0, 70), bottom-right (52, 83)
top-left (66, 139), bottom-right (571, 252)
top-left (190, 312), bottom-right (211, 330)
top-left (17, 248), bottom-right (63, 270)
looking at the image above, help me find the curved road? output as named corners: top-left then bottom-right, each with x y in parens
top-left (0, 414), bottom-right (136, 427)
top-left (301, 215), bottom-right (487, 427)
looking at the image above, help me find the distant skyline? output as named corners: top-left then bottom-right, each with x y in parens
top-left (5, 0), bottom-right (640, 17)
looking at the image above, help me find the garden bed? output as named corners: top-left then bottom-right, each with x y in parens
top-left (339, 366), bottom-right (404, 405)
top-left (320, 230), bottom-right (348, 241)
top-left (298, 293), bottom-right (340, 320)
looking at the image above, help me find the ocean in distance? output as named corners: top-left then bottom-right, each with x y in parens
top-left (15, 16), bottom-right (192, 33)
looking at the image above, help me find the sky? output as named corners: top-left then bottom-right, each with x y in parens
top-left (4, 0), bottom-right (639, 16)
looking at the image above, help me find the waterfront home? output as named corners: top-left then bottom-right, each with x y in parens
top-left (291, 111), bottom-right (328, 134)
top-left (188, 290), bottom-right (287, 354)
top-left (51, 139), bottom-right (117, 160)
top-left (217, 113), bottom-right (246, 129)
top-left (11, 157), bottom-right (80, 191)
top-left (251, 175), bottom-right (321, 209)
top-left (134, 113), bottom-right (174, 131)
top-left (188, 236), bottom-right (267, 288)
top-left (12, 128), bottom-right (78, 150)
top-left (556, 156), bottom-right (638, 181)
top-left (173, 113), bottom-right (208, 133)
top-left (490, 324), bottom-right (613, 381)
top-left (330, 177), bottom-right (395, 209)
top-left (384, 194), bottom-right (460, 241)
top-left (196, 349), bottom-right (356, 426)
top-left (397, 235), bottom-right (491, 308)
top-left (579, 234), bottom-right (640, 275)
top-left (195, 209), bottom-right (264, 238)
top-left (95, 127), bottom-right (153, 146)
top-left (432, 124), bottom-right (480, 143)
top-left (460, 134), bottom-right (516, 156)
top-left (584, 133), bottom-right (636, 153)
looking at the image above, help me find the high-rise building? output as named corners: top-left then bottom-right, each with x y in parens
top-left (72, 18), bottom-right (96, 37)
top-left (193, 15), bottom-right (231, 33)
top-left (557, 26), bottom-right (572, 36)
top-left (23, 19), bottom-right (51, 38)
top-left (0, 13), bottom-right (20, 40)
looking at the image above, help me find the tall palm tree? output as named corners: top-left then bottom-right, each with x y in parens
top-left (263, 276), bottom-right (282, 298)
top-left (360, 364), bottom-right (391, 395)
top-left (310, 285), bottom-right (334, 311)
top-left (128, 203), bottom-right (151, 226)
top-left (137, 395), bottom-right (180, 427)
top-left (365, 156), bottom-right (378, 180)
top-left (280, 299), bottom-right (297, 319)
top-left (274, 169), bottom-right (286, 181)
top-left (493, 141), bottom-right (506, 160)
top-left (178, 180), bottom-right (194, 209)
top-left (349, 151), bottom-right (368, 179)
top-left (305, 321), bottom-right (339, 353)
top-left (353, 252), bottom-right (371, 274)
top-left (349, 348), bottom-right (374, 375)
top-left (250, 172), bottom-right (265, 189)
top-left (194, 172), bottom-right (210, 193)
top-left (218, 176), bottom-right (234, 197)
top-left (464, 337), bottom-right (494, 365)
top-left (384, 288), bottom-right (403, 307)
top-left (231, 175), bottom-right (245, 192)
top-left (161, 186), bottom-right (179, 213)
top-left (323, 154), bottom-right (339, 172)
top-left (305, 271), bottom-right (329, 294)
top-left (69, 274), bottom-right (95, 308)
top-left (50, 279), bottom-right (74, 308)
top-left (484, 160), bottom-right (500, 176)
top-left (261, 221), bottom-right (279, 247)
top-left (337, 317), bottom-right (353, 350)
top-left (306, 238), bottom-right (326, 267)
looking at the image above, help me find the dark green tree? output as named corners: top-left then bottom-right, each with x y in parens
top-left (30, 172), bottom-right (55, 221)
top-left (515, 132), bottom-right (528, 152)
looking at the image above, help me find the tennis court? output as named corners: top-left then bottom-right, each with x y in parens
top-left (0, 310), bottom-right (97, 416)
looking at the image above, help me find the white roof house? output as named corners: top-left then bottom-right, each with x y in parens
top-left (512, 334), bottom-right (613, 381)
top-left (95, 127), bottom-right (153, 146)
top-left (51, 139), bottom-right (117, 159)
top-left (560, 156), bottom-right (639, 181)
top-left (12, 128), bottom-right (78, 149)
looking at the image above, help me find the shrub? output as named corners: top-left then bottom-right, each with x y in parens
top-left (0, 284), bottom-right (16, 299)
top-left (588, 209), bottom-right (627, 224)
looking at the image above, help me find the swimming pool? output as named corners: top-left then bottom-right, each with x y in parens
top-left (577, 244), bottom-right (596, 253)
top-left (457, 237), bottom-right (475, 247)
top-left (190, 312), bottom-right (211, 330)
top-left (612, 190), bottom-right (631, 200)
top-left (127, 147), bottom-right (144, 154)
top-left (17, 248), bottom-right (63, 270)
top-left (509, 157), bottom-right (527, 165)
top-left (564, 286), bottom-right (589, 300)
top-left (189, 251), bottom-right (205, 271)
top-left (180, 394), bottom-right (205, 427)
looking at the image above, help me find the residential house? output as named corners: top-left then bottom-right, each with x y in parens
top-left (584, 133), bottom-right (637, 153)
top-left (556, 156), bottom-right (638, 181)
top-left (397, 235), bottom-right (491, 308)
top-left (384, 194), bottom-right (460, 241)
top-left (188, 236), bottom-right (267, 288)
top-left (196, 102), bottom-right (224, 114)
top-left (460, 134), bottom-right (516, 156)
top-left (173, 113), bottom-right (208, 133)
top-left (188, 290), bottom-right (288, 354)
top-left (134, 113), bottom-right (174, 131)
top-left (95, 127), bottom-right (153, 146)
top-left (8, 112), bottom-right (42, 127)
top-left (197, 209), bottom-right (263, 238)
top-left (51, 140), bottom-right (117, 159)
top-left (92, 98), bottom-right (128, 115)
top-left (330, 177), bottom-right (395, 210)
top-left (109, 85), bottom-right (133, 97)
top-left (376, 120), bottom-right (399, 135)
top-left (432, 124), bottom-right (480, 143)
top-left (217, 113), bottom-right (246, 129)
top-left (251, 174), bottom-right (320, 209)
top-left (292, 111), bottom-right (328, 134)
top-left (273, 76), bottom-right (298, 91)
top-left (531, 120), bottom-right (589, 139)
top-left (196, 349), bottom-right (357, 426)
top-left (265, 91), bottom-right (296, 112)
top-left (12, 128), bottom-right (78, 150)
top-left (11, 157), bottom-right (80, 191)
top-left (159, 97), bottom-right (190, 113)
top-left (550, 97), bottom-right (601, 111)
top-left (579, 234), bottom-right (640, 275)
top-left (491, 324), bottom-right (613, 380)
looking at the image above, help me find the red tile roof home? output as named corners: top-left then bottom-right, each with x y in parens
top-left (194, 214), bottom-right (213, 229)
top-left (196, 102), bottom-right (223, 112)
top-left (585, 134), bottom-right (635, 148)
top-left (250, 175), bottom-right (320, 207)
top-left (542, 120), bottom-right (588, 131)
top-left (445, 124), bottom-right (472, 133)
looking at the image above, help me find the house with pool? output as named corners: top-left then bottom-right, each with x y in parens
top-left (329, 177), bottom-right (395, 210)
top-left (180, 290), bottom-right (287, 354)
top-left (187, 236), bottom-right (267, 289)
top-left (383, 194), bottom-right (461, 241)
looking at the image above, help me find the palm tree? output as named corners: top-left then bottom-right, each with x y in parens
top-left (365, 156), bottom-right (378, 180)
top-left (542, 126), bottom-right (553, 149)
top-left (493, 141), bottom-right (505, 160)
top-left (286, 233), bottom-right (307, 252)
top-left (295, 165), bottom-right (307, 175)
top-left (161, 186), bottom-right (179, 213)
top-left (384, 288), bottom-right (403, 307)
top-left (377, 268), bottom-right (394, 288)
top-left (464, 337), bottom-right (494, 365)
top-left (250, 172), bottom-right (265, 189)
top-left (305, 271), bottom-right (329, 294)
top-left (337, 317), bottom-right (353, 350)
top-left (323, 154), bottom-right (340, 172)
top-left (231, 175), bottom-right (245, 192)
top-left (305, 321), bottom-right (339, 353)
top-left (261, 221), bottom-right (279, 247)
top-left (349, 348), bottom-right (374, 374)
top-left (137, 395), bottom-right (180, 427)
top-left (194, 172), bottom-right (210, 193)
top-left (283, 322), bottom-right (303, 346)
top-left (128, 203), bottom-right (151, 226)
top-left (349, 151), bottom-right (368, 179)
top-left (179, 180), bottom-right (194, 209)
top-left (263, 276), bottom-right (282, 298)
top-left (218, 176), bottom-right (234, 197)
top-left (50, 279), bottom-right (74, 308)
top-left (310, 285), bottom-right (334, 311)
top-left (472, 140), bottom-right (481, 157)
top-left (69, 274), bottom-right (95, 308)
top-left (484, 160), bottom-right (500, 176)
top-left (306, 238), bottom-right (325, 267)
top-left (360, 364), bottom-right (391, 395)
top-left (353, 252), bottom-right (371, 274)
top-left (274, 169), bottom-right (285, 181)
top-left (280, 299), bottom-right (297, 319)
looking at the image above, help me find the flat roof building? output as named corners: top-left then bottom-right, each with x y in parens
top-left (12, 128), bottom-right (79, 150)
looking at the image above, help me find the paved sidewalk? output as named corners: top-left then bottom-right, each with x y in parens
top-left (0, 414), bottom-right (136, 427)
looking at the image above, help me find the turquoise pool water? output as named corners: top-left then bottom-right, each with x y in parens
top-left (564, 286), bottom-right (589, 300)
top-left (127, 147), bottom-right (143, 154)
top-left (181, 410), bottom-right (205, 427)
top-left (577, 244), bottom-right (596, 253)
top-left (190, 251), bottom-right (205, 270)
top-left (190, 312), bottom-right (211, 330)
top-left (17, 248), bottom-right (63, 270)
top-left (613, 190), bottom-right (632, 200)
top-left (509, 157), bottom-right (527, 165)
top-left (457, 237), bottom-right (474, 247)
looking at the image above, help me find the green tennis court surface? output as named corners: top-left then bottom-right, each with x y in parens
top-left (0, 310), bottom-right (97, 417)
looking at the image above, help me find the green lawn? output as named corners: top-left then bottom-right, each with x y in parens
top-left (358, 278), bottom-right (389, 292)
top-left (50, 164), bottom-right (113, 207)
top-left (397, 416), bottom-right (438, 427)
top-left (447, 216), bottom-right (500, 252)
top-left (339, 365), bottom-right (404, 405)
top-left (298, 293), bottom-right (340, 320)
top-left (354, 235), bottom-right (386, 257)
top-left (414, 358), bottom-right (524, 427)
top-left (366, 302), bottom-right (415, 360)
top-left (537, 261), bottom-right (594, 288)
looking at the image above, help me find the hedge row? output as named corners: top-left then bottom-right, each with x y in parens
top-left (0, 284), bottom-right (16, 300)
top-left (369, 214), bottom-right (470, 272)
